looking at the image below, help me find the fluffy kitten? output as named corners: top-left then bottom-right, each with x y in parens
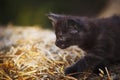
top-left (48, 13), bottom-right (120, 77)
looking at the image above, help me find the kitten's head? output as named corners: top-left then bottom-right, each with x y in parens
top-left (48, 13), bottom-right (91, 49)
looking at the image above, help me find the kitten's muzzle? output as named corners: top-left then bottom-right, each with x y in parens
top-left (55, 39), bottom-right (69, 49)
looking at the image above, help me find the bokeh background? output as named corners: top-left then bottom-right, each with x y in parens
top-left (0, 0), bottom-right (120, 28)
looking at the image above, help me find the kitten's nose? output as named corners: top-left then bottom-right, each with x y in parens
top-left (58, 37), bottom-right (66, 42)
top-left (59, 38), bottom-right (64, 42)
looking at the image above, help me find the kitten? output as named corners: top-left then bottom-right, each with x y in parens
top-left (48, 13), bottom-right (120, 78)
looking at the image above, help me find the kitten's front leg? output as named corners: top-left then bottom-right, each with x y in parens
top-left (65, 54), bottom-right (103, 78)
top-left (65, 56), bottom-right (87, 78)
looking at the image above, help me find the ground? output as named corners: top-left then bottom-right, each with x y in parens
top-left (0, 26), bottom-right (120, 80)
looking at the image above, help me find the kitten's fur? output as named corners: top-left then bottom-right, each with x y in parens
top-left (48, 13), bottom-right (120, 77)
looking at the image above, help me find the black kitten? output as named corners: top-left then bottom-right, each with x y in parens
top-left (48, 13), bottom-right (120, 78)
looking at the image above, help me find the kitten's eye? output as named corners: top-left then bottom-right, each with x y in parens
top-left (69, 24), bottom-right (77, 29)
top-left (69, 29), bottom-right (78, 34)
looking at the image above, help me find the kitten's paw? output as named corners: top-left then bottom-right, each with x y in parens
top-left (65, 66), bottom-right (79, 78)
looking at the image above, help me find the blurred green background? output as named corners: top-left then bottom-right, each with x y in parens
top-left (0, 0), bottom-right (109, 28)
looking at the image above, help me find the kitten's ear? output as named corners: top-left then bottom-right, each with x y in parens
top-left (47, 13), bottom-right (60, 24)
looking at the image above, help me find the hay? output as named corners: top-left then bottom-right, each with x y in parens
top-left (0, 26), bottom-right (82, 80)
